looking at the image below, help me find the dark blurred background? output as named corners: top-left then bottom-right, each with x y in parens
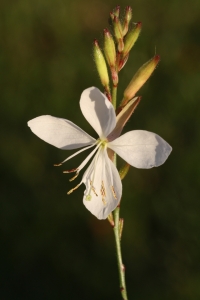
top-left (1, 0), bottom-right (200, 299)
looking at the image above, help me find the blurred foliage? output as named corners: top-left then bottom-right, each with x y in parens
top-left (1, 0), bottom-right (200, 299)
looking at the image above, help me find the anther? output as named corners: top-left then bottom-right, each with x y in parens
top-left (111, 186), bottom-right (117, 199)
top-left (90, 181), bottom-right (98, 196)
top-left (102, 198), bottom-right (107, 205)
top-left (67, 184), bottom-right (81, 195)
top-left (69, 173), bottom-right (79, 182)
top-left (54, 163), bottom-right (62, 167)
top-left (101, 181), bottom-right (106, 198)
top-left (63, 168), bottom-right (78, 173)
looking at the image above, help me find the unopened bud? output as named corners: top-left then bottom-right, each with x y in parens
top-left (93, 39), bottom-right (110, 90)
top-left (104, 29), bottom-right (116, 68)
top-left (123, 22), bottom-right (142, 58)
top-left (123, 55), bottom-right (160, 104)
top-left (112, 5), bottom-right (120, 18)
top-left (123, 6), bottom-right (132, 36)
top-left (113, 16), bottom-right (124, 52)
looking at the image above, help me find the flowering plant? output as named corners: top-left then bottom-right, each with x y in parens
top-left (28, 6), bottom-right (172, 299)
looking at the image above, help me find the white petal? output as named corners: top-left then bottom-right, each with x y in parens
top-left (28, 115), bottom-right (95, 150)
top-left (109, 130), bottom-right (172, 169)
top-left (80, 87), bottom-right (116, 139)
top-left (82, 148), bottom-right (122, 219)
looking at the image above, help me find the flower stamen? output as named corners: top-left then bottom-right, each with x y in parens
top-left (102, 198), bottom-right (107, 205)
top-left (111, 186), bottom-right (117, 199)
top-left (63, 168), bottom-right (78, 173)
top-left (69, 173), bottom-right (79, 182)
top-left (67, 183), bottom-right (81, 195)
top-left (90, 180), bottom-right (98, 196)
top-left (101, 181), bottom-right (106, 198)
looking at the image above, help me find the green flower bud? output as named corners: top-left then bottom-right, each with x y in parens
top-left (123, 6), bottom-right (132, 36)
top-left (93, 39), bottom-right (110, 89)
top-left (123, 22), bottom-right (142, 58)
top-left (113, 16), bottom-right (124, 52)
top-left (112, 5), bottom-right (120, 18)
top-left (103, 29), bottom-right (116, 68)
top-left (123, 55), bottom-right (160, 104)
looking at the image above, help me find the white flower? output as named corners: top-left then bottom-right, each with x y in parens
top-left (28, 87), bottom-right (172, 219)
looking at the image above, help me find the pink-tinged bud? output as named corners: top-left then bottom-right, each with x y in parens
top-left (93, 39), bottom-right (110, 90)
top-left (113, 5), bottom-right (120, 18)
top-left (110, 12), bottom-right (115, 21)
top-left (103, 29), bottom-right (116, 68)
top-left (122, 22), bottom-right (142, 58)
top-left (123, 6), bottom-right (132, 36)
top-left (122, 55), bottom-right (160, 104)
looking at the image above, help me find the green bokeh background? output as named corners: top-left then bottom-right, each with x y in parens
top-left (1, 0), bottom-right (200, 299)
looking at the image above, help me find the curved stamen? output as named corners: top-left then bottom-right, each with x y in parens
top-left (76, 143), bottom-right (101, 174)
top-left (54, 142), bottom-right (97, 166)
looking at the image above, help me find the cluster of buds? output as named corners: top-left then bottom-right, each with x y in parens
top-left (93, 5), bottom-right (160, 106)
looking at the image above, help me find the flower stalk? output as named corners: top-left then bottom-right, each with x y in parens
top-left (92, 5), bottom-right (170, 300)
top-left (114, 206), bottom-right (128, 300)
top-left (27, 5), bottom-right (172, 300)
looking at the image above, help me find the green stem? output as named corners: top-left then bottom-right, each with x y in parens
top-left (112, 85), bottom-right (117, 109)
top-left (113, 206), bottom-right (128, 300)
top-left (111, 73), bottom-right (128, 299)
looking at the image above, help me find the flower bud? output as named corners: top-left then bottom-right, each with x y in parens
top-left (123, 6), bottom-right (132, 36)
top-left (103, 29), bottom-right (116, 68)
top-left (113, 16), bottom-right (124, 52)
top-left (122, 55), bottom-right (160, 104)
top-left (122, 22), bottom-right (142, 58)
top-left (112, 5), bottom-right (120, 18)
top-left (93, 39), bottom-right (110, 89)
